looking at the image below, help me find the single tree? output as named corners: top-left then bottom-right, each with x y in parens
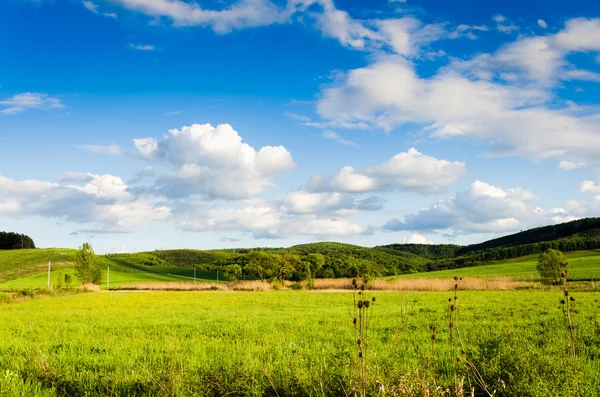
top-left (74, 243), bottom-right (102, 284)
top-left (537, 249), bottom-right (567, 284)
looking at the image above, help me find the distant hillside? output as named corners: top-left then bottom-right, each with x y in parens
top-left (456, 217), bottom-right (600, 255)
top-left (108, 242), bottom-right (431, 279)
top-left (379, 217), bottom-right (600, 271)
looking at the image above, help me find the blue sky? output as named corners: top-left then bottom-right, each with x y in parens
top-left (1, 0), bottom-right (600, 253)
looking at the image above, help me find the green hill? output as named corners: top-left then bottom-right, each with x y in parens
top-left (378, 217), bottom-right (600, 271)
top-left (0, 248), bottom-right (223, 290)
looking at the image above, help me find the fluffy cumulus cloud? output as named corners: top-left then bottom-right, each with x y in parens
top-left (384, 180), bottom-right (577, 235)
top-left (0, 174), bottom-right (170, 231)
top-left (0, 92), bottom-right (64, 115)
top-left (134, 123), bottom-right (295, 200)
top-left (316, 18), bottom-right (600, 168)
top-left (307, 148), bottom-right (466, 194)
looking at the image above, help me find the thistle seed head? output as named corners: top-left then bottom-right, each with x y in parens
top-left (449, 321), bottom-right (454, 329)
top-left (357, 338), bottom-right (361, 345)
top-left (570, 296), bottom-right (575, 302)
top-left (352, 278), bottom-right (357, 286)
top-left (372, 296), bottom-right (376, 302)
top-left (353, 317), bottom-right (357, 325)
top-left (454, 276), bottom-right (458, 281)
top-left (357, 300), bottom-right (363, 309)
top-left (364, 301), bottom-right (370, 308)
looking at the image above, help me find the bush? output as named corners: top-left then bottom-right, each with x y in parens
top-left (19, 288), bottom-right (35, 298)
top-left (0, 293), bottom-right (12, 304)
top-left (290, 282), bottom-right (303, 290)
top-left (64, 274), bottom-right (72, 289)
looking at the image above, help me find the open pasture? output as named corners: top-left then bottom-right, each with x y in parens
top-left (0, 290), bottom-right (599, 396)
top-left (401, 250), bottom-right (600, 281)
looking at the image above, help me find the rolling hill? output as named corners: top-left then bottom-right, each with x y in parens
top-left (2, 217), bottom-right (600, 288)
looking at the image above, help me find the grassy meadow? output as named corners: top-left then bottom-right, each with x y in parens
top-left (400, 250), bottom-right (600, 281)
top-left (0, 290), bottom-right (599, 396)
top-left (0, 249), bottom-right (225, 290)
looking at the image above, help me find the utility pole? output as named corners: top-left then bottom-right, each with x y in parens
top-left (47, 261), bottom-right (51, 289)
top-left (107, 266), bottom-right (110, 289)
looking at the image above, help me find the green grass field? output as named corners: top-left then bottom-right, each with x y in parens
top-left (401, 250), bottom-right (600, 281)
top-left (0, 249), bottom-right (226, 290)
top-left (0, 290), bottom-right (598, 396)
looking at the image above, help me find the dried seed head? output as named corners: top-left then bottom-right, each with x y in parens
top-left (353, 317), bottom-right (357, 325)
top-left (570, 296), bottom-right (575, 302)
top-left (459, 277), bottom-right (463, 281)
top-left (358, 351), bottom-right (362, 358)
top-left (357, 300), bottom-right (363, 309)
top-left (358, 291), bottom-right (362, 296)
top-left (357, 338), bottom-right (361, 345)
top-left (560, 299), bottom-right (566, 305)
top-left (372, 296), bottom-right (376, 302)
top-left (450, 304), bottom-right (455, 312)
top-left (454, 284), bottom-right (458, 290)
top-left (448, 298), bottom-right (452, 303)
top-left (449, 321), bottom-right (454, 329)
top-left (363, 278), bottom-right (368, 285)
top-left (352, 279), bottom-right (357, 286)
top-left (360, 284), bottom-right (365, 291)
top-left (454, 276), bottom-right (458, 281)
top-left (457, 357), bottom-right (462, 363)
top-left (454, 296), bottom-right (458, 300)
top-left (461, 348), bottom-right (466, 355)
top-left (364, 301), bottom-right (370, 308)
top-left (429, 324), bottom-right (436, 331)
top-left (431, 334), bottom-right (437, 341)
top-left (564, 290), bottom-right (569, 297)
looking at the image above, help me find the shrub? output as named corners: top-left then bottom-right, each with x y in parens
top-left (290, 282), bottom-right (303, 290)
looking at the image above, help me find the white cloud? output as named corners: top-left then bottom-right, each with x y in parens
top-left (134, 123), bottom-right (295, 199)
top-left (375, 17), bottom-right (446, 56)
top-left (278, 191), bottom-right (384, 215)
top-left (492, 15), bottom-right (519, 34)
top-left (0, 92), bottom-right (64, 115)
top-left (538, 19), bottom-right (547, 29)
top-left (80, 144), bottom-right (124, 156)
top-left (384, 180), bottom-right (570, 235)
top-left (82, 1), bottom-right (98, 13)
top-left (111, 0), bottom-right (295, 33)
top-left (558, 160), bottom-right (586, 170)
top-left (129, 43), bottom-right (155, 51)
top-left (0, 174), bottom-right (169, 231)
top-left (321, 130), bottom-right (357, 146)
top-left (315, 18), bottom-right (600, 167)
top-left (307, 148), bottom-right (466, 194)
top-left (402, 233), bottom-right (432, 244)
top-left (175, 204), bottom-right (367, 238)
top-left (83, 1), bottom-right (118, 18)
top-left (553, 18), bottom-right (600, 52)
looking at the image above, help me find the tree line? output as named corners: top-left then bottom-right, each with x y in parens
top-left (0, 232), bottom-right (35, 250)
